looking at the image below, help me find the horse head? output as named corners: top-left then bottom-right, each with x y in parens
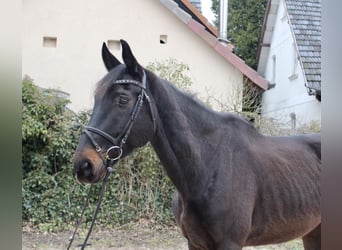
top-left (73, 40), bottom-right (156, 184)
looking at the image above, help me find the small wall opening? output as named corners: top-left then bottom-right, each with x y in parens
top-left (107, 40), bottom-right (121, 50)
top-left (271, 54), bottom-right (276, 84)
top-left (43, 37), bottom-right (57, 48)
top-left (160, 35), bottom-right (168, 44)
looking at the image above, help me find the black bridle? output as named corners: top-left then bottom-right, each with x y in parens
top-left (67, 69), bottom-right (156, 249)
top-left (84, 69), bottom-right (156, 166)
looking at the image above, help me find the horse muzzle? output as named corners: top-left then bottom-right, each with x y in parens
top-left (73, 149), bottom-right (106, 184)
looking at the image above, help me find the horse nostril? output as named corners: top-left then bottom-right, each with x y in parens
top-left (81, 160), bottom-right (92, 171)
top-left (75, 159), bottom-right (93, 178)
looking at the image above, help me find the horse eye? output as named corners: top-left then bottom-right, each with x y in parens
top-left (119, 95), bottom-right (129, 105)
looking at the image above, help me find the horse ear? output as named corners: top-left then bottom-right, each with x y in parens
top-left (102, 42), bottom-right (121, 71)
top-left (120, 39), bottom-right (143, 77)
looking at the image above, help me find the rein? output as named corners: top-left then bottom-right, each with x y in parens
top-left (67, 165), bottom-right (113, 250)
top-left (67, 69), bottom-right (155, 249)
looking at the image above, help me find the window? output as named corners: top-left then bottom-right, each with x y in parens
top-left (281, 8), bottom-right (287, 22)
top-left (43, 37), bottom-right (57, 48)
top-left (289, 42), bottom-right (298, 80)
top-left (160, 35), bottom-right (168, 44)
top-left (107, 40), bottom-right (121, 50)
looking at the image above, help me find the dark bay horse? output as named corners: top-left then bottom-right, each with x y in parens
top-left (73, 40), bottom-right (321, 250)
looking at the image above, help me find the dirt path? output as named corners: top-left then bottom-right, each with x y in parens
top-left (23, 225), bottom-right (187, 250)
top-left (22, 224), bottom-right (303, 250)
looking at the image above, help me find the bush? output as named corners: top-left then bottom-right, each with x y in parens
top-left (22, 76), bottom-right (84, 176)
top-left (22, 76), bottom-right (93, 230)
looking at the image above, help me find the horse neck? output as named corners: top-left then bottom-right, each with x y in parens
top-left (148, 77), bottom-right (223, 199)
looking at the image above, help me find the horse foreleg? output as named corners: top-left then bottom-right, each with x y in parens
top-left (218, 239), bottom-right (242, 250)
top-left (187, 241), bottom-right (242, 250)
top-left (187, 241), bottom-right (202, 250)
top-left (302, 224), bottom-right (321, 250)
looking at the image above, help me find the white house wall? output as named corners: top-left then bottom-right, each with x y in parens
top-left (23, 0), bottom-right (242, 112)
top-left (261, 0), bottom-right (321, 127)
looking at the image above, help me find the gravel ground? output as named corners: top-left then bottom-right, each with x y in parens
top-left (22, 224), bottom-right (303, 250)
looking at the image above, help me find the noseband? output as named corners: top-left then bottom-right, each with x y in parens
top-left (83, 69), bottom-right (156, 165)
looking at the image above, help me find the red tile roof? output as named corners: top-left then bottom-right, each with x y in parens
top-left (161, 0), bottom-right (269, 90)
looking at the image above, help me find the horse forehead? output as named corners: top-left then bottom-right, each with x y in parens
top-left (95, 65), bottom-right (126, 96)
top-left (105, 64), bottom-right (127, 83)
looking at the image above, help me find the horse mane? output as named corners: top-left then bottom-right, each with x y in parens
top-left (145, 69), bottom-right (261, 137)
top-left (94, 65), bottom-right (260, 140)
